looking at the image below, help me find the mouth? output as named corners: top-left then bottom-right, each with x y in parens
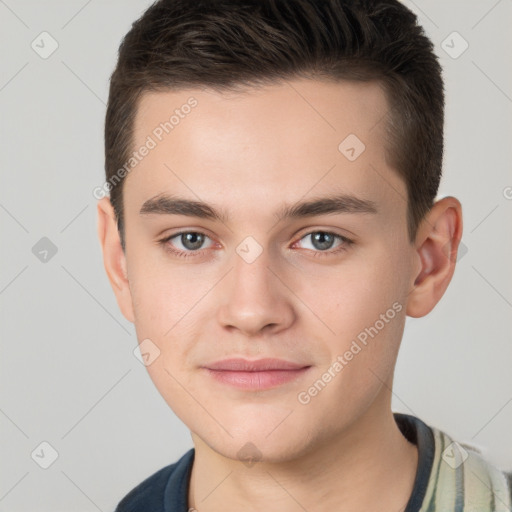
top-left (201, 358), bottom-right (312, 390)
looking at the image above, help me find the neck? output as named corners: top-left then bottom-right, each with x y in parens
top-left (188, 402), bottom-right (418, 512)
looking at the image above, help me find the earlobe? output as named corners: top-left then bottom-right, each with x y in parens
top-left (406, 197), bottom-right (463, 318)
top-left (96, 197), bottom-right (135, 323)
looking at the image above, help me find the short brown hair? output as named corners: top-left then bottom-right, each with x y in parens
top-left (104, 0), bottom-right (444, 251)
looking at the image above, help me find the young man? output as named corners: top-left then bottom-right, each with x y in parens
top-left (97, 0), bottom-right (511, 510)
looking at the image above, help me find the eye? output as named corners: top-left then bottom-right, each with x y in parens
top-left (295, 231), bottom-right (352, 253)
top-left (159, 229), bottom-right (353, 259)
top-left (160, 231), bottom-right (215, 257)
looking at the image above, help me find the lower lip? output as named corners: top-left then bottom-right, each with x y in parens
top-left (203, 367), bottom-right (311, 390)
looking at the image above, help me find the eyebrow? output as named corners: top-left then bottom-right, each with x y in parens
top-left (139, 193), bottom-right (378, 223)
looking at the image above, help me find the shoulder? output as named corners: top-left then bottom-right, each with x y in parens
top-left (422, 424), bottom-right (512, 511)
top-left (114, 449), bottom-right (194, 512)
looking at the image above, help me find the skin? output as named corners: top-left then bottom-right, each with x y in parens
top-left (97, 78), bottom-right (463, 511)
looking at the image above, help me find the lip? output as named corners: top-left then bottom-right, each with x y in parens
top-left (204, 358), bottom-right (309, 371)
top-left (202, 358), bottom-right (312, 390)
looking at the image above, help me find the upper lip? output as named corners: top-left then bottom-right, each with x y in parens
top-left (204, 358), bottom-right (310, 371)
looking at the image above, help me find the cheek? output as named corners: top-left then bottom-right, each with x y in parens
top-left (290, 244), bottom-right (409, 376)
top-left (292, 256), bottom-right (402, 334)
top-left (128, 257), bottom-right (209, 333)
top-left (127, 258), bottom-right (221, 387)
top-left (128, 267), bottom-right (205, 417)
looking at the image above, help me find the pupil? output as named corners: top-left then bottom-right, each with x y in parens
top-left (312, 232), bottom-right (334, 250)
top-left (182, 232), bottom-right (204, 250)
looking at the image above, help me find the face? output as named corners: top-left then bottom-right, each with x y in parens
top-left (119, 79), bottom-right (418, 462)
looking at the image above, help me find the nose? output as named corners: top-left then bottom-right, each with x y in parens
top-left (216, 246), bottom-right (295, 337)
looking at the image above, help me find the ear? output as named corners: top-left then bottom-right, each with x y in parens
top-left (406, 196), bottom-right (463, 318)
top-left (96, 197), bottom-right (135, 323)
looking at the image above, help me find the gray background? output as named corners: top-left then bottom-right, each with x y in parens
top-left (1, 0), bottom-right (511, 510)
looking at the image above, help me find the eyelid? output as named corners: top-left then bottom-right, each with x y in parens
top-left (291, 224), bottom-right (357, 241)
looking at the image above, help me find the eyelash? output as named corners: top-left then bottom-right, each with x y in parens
top-left (158, 230), bottom-right (354, 259)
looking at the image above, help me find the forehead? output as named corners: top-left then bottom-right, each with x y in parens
top-left (126, 78), bottom-right (406, 226)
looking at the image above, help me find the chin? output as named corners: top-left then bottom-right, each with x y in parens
top-left (195, 419), bottom-right (315, 466)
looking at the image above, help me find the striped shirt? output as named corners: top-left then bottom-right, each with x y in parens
top-left (409, 415), bottom-right (512, 511)
top-left (115, 413), bottom-right (512, 511)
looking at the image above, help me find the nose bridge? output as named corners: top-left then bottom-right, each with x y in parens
top-left (232, 243), bottom-right (272, 295)
top-left (230, 241), bottom-right (276, 308)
